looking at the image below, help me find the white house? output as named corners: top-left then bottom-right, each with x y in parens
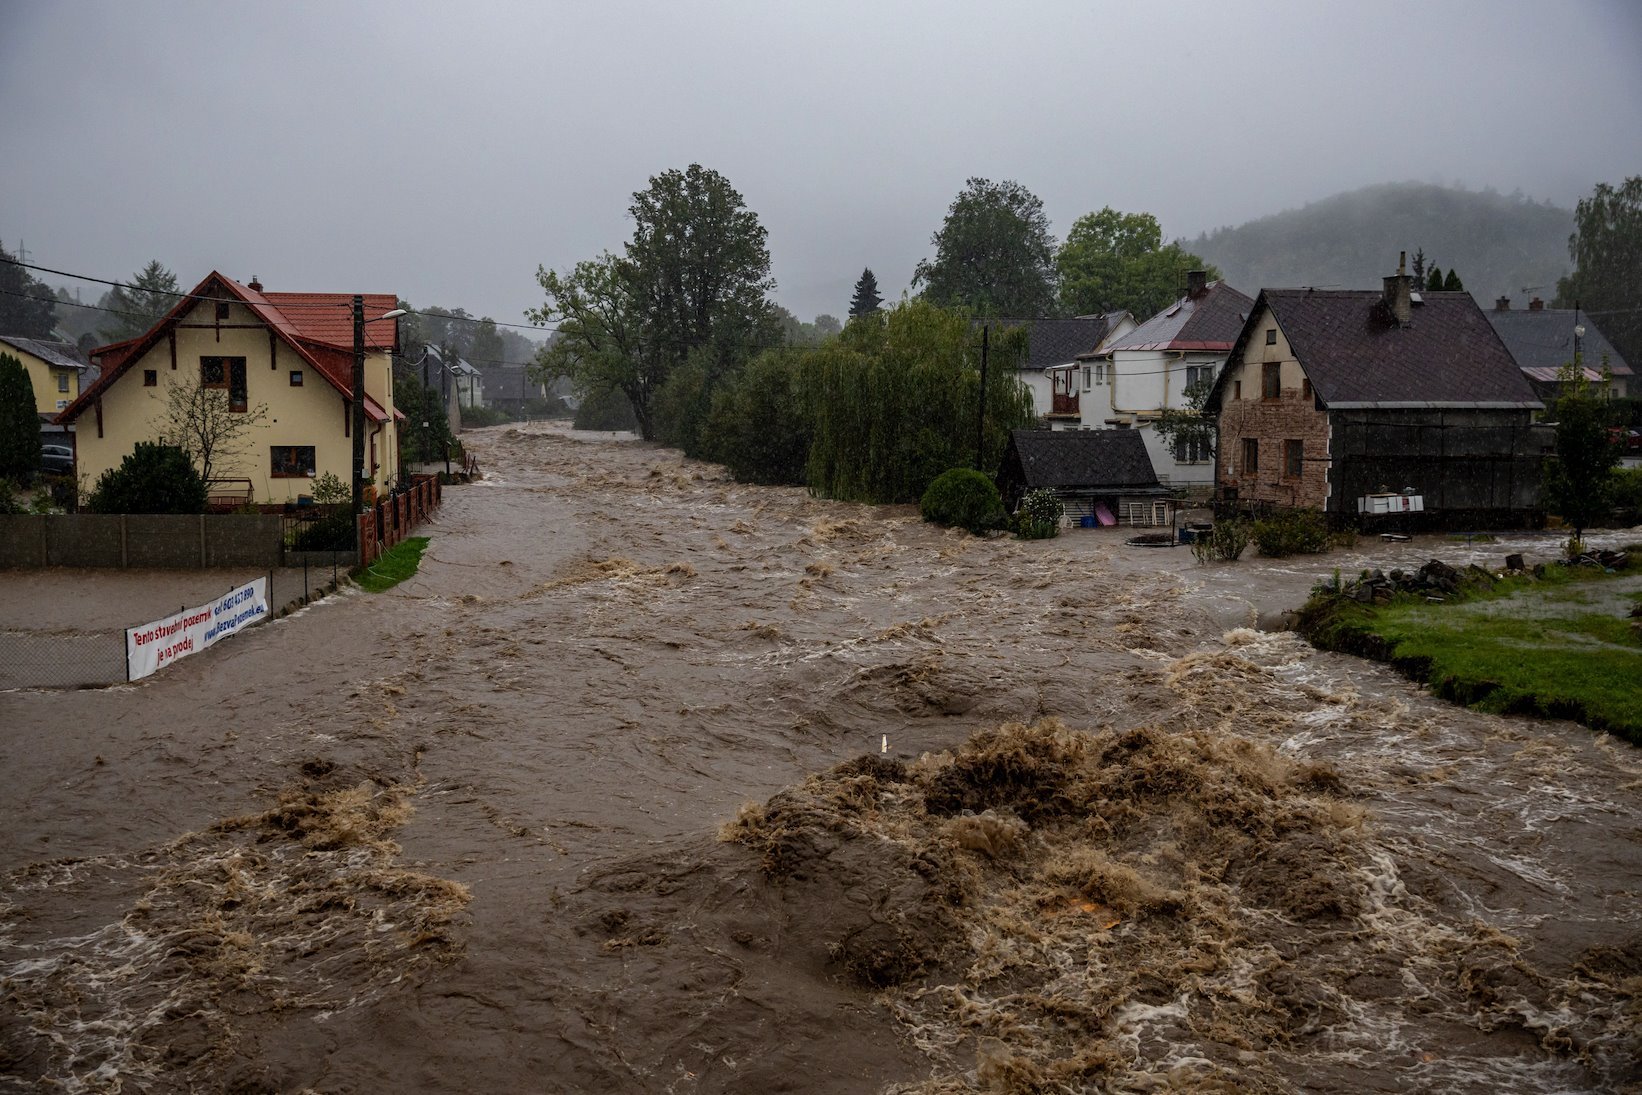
top-left (994, 314), bottom-right (1135, 423)
top-left (1073, 273), bottom-right (1252, 487)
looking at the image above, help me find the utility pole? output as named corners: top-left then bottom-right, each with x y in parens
top-left (351, 295), bottom-right (366, 551)
top-left (976, 324), bottom-right (989, 470)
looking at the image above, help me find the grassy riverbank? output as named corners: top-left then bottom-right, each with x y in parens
top-left (356, 537), bottom-right (430, 593)
top-left (1298, 563), bottom-right (1642, 743)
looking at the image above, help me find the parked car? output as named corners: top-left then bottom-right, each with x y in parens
top-left (41, 444), bottom-right (74, 475)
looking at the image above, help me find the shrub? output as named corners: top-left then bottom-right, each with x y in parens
top-left (290, 510), bottom-right (355, 551)
top-left (1252, 508), bottom-right (1331, 558)
top-left (311, 471), bottom-right (350, 505)
top-left (1191, 518), bottom-right (1252, 563)
top-left (87, 443), bottom-right (207, 514)
top-left (1014, 487), bottom-right (1064, 540)
top-left (920, 468), bottom-right (1005, 535)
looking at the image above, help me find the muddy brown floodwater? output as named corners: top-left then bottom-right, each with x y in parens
top-left (3, 423), bottom-right (1639, 1094)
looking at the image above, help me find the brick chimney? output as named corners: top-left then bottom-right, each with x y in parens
top-left (248, 275), bottom-right (263, 292)
top-left (1495, 296), bottom-right (1510, 311)
top-left (1186, 270), bottom-right (1208, 301)
top-left (1382, 251), bottom-right (1413, 326)
top-left (1529, 297), bottom-right (1544, 311)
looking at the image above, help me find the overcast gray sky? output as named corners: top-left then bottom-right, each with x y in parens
top-left (3, 0), bottom-right (1639, 350)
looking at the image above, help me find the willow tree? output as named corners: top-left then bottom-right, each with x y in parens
top-left (802, 300), bottom-right (1033, 504)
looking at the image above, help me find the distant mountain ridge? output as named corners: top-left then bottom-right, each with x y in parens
top-left (1188, 182), bottom-right (1573, 307)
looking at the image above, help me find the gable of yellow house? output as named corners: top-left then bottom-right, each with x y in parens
top-left (57, 273), bottom-right (402, 505)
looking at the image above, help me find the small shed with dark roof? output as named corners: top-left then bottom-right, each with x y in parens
top-left (997, 428), bottom-right (1173, 526)
top-left (1205, 271), bottom-right (1549, 528)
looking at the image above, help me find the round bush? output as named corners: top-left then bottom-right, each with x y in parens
top-left (920, 468), bottom-right (1004, 535)
top-left (87, 442), bottom-right (207, 514)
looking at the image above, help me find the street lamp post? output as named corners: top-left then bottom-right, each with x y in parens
top-left (352, 296), bottom-right (407, 553)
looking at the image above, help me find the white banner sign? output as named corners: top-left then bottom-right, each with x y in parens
top-left (126, 577), bottom-right (269, 681)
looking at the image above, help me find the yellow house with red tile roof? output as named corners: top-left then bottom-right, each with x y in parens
top-left (56, 272), bottom-right (403, 504)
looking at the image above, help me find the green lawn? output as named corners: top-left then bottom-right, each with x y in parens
top-left (1301, 567), bottom-right (1642, 743)
top-left (356, 537), bottom-right (430, 593)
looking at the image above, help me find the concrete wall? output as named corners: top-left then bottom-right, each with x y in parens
top-left (0, 514), bottom-right (284, 568)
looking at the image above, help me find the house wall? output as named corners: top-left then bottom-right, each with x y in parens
top-left (2, 340), bottom-right (81, 415)
top-left (1094, 348), bottom-right (1226, 485)
top-left (1018, 369), bottom-right (1051, 418)
top-left (75, 300), bottom-right (398, 503)
top-left (1214, 311), bottom-right (1331, 509)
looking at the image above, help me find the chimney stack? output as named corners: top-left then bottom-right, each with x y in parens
top-left (1186, 269), bottom-right (1208, 300)
top-left (248, 275), bottom-right (263, 292)
top-left (1495, 296), bottom-right (1510, 311)
top-left (1382, 251), bottom-right (1412, 327)
top-left (1529, 297), bottom-right (1544, 311)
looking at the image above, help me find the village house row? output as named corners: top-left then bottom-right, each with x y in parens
top-left (5, 256), bottom-right (1630, 528)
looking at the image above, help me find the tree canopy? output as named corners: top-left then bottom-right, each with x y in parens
top-left (1056, 208), bottom-right (1219, 319)
top-left (100, 260), bottom-right (180, 342)
top-left (530, 164), bottom-right (777, 440)
top-left (0, 246), bottom-right (57, 339)
top-left (1556, 176), bottom-right (1642, 369)
top-left (849, 268), bottom-right (883, 317)
top-left (913, 178), bottom-right (1057, 318)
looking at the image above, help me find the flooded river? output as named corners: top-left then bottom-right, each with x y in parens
top-left (3, 424), bottom-right (1638, 1093)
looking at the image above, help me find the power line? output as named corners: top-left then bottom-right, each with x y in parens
top-left (0, 255), bottom-right (559, 333)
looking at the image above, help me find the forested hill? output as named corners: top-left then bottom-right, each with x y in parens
top-left (1188, 182), bottom-right (1574, 304)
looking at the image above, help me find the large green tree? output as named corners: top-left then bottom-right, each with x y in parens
top-left (0, 352), bottom-right (41, 483)
top-left (1056, 208), bottom-right (1219, 319)
top-left (531, 164), bottom-right (777, 440)
top-left (0, 245), bottom-right (57, 338)
top-left (530, 254), bottom-right (651, 432)
top-left (1545, 362), bottom-right (1622, 544)
top-left (849, 267), bottom-right (883, 317)
top-left (100, 260), bottom-right (180, 341)
top-left (468, 316), bottom-right (505, 367)
top-left (1556, 176), bottom-right (1642, 369)
top-left (913, 178), bottom-right (1057, 317)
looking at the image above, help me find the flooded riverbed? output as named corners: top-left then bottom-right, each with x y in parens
top-left (2, 424), bottom-right (1638, 1092)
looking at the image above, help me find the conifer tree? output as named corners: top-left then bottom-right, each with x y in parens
top-left (0, 352), bottom-right (42, 483)
top-left (1442, 268), bottom-right (1463, 291)
top-left (849, 268), bottom-right (883, 317)
top-left (1426, 266), bottom-right (1444, 292)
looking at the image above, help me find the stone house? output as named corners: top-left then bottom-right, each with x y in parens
top-left (1204, 258), bottom-right (1546, 528)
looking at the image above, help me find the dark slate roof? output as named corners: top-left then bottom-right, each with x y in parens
top-left (1486, 308), bottom-right (1632, 377)
top-left (0, 336), bottom-right (90, 371)
top-left (1104, 281), bottom-right (1253, 353)
top-left (1215, 289), bottom-right (1540, 410)
top-left (988, 316), bottom-right (1114, 370)
top-left (1005, 428), bottom-right (1162, 490)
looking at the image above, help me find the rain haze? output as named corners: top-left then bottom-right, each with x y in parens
top-left (2, 0), bottom-right (1640, 336)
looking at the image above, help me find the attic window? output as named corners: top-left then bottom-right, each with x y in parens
top-left (143, 369), bottom-right (157, 386)
top-left (1262, 362), bottom-right (1281, 400)
top-left (290, 371), bottom-right (304, 386)
top-left (215, 301), bottom-right (231, 321)
top-left (1265, 329), bottom-right (1277, 346)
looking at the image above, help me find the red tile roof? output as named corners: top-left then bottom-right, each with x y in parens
top-left (58, 271), bottom-right (399, 425)
top-left (262, 292), bottom-right (399, 350)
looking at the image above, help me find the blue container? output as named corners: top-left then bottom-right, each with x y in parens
top-left (1079, 515), bottom-right (1096, 529)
